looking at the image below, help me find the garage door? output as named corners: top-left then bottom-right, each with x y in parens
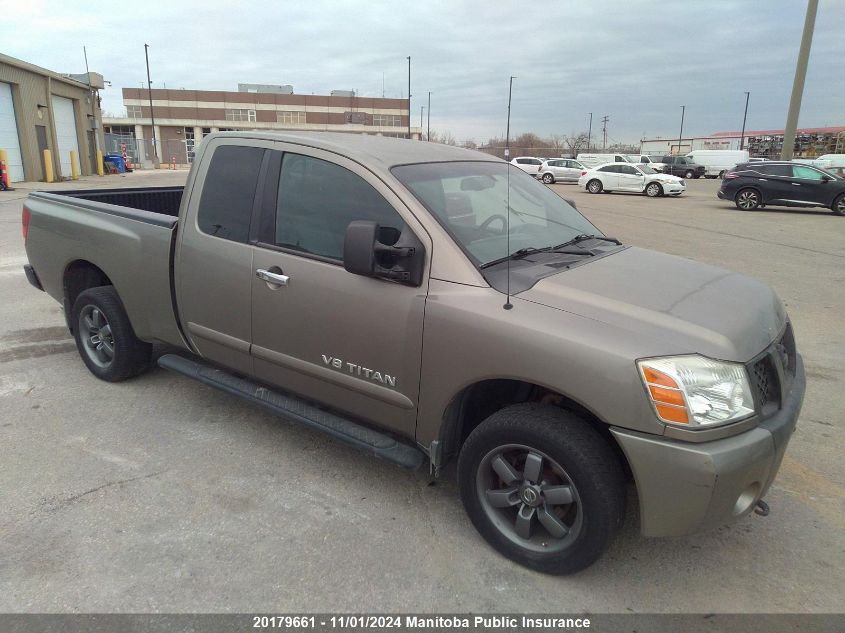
top-left (51, 95), bottom-right (80, 179)
top-left (0, 82), bottom-right (25, 182)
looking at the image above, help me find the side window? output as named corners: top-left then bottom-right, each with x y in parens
top-left (197, 145), bottom-right (265, 242)
top-left (531, 159), bottom-right (542, 165)
top-left (761, 164), bottom-right (792, 177)
top-left (793, 165), bottom-right (824, 180)
top-left (274, 153), bottom-right (406, 260)
top-left (598, 165), bottom-right (617, 173)
top-left (516, 158), bottom-right (528, 164)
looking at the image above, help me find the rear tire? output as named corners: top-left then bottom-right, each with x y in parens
top-left (458, 404), bottom-right (626, 575)
top-left (72, 286), bottom-right (152, 382)
top-left (735, 188), bottom-right (761, 210)
top-left (542, 173), bottom-right (555, 184)
top-left (587, 179), bottom-right (603, 194)
top-left (718, 170), bottom-right (726, 179)
top-left (645, 182), bottom-right (663, 197)
top-left (832, 194), bottom-right (845, 216)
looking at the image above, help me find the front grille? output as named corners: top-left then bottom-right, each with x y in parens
top-left (747, 322), bottom-right (795, 419)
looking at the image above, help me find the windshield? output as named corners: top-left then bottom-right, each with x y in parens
top-left (639, 165), bottom-right (658, 174)
top-left (392, 161), bottom-right (600, 266)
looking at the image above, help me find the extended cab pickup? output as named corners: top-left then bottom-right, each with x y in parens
top-left (22, 132), bottom-right (804, 574)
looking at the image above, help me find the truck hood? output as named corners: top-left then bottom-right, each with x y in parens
top-left (518, 246), bottom-right (786, 362)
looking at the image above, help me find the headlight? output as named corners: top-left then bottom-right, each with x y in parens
top-left (637, 355), bottom-right (754, 427)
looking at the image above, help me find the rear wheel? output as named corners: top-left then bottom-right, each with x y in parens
top-left (735, 188), bottom-right (761, 210)
top-left (458, 404), bottom-right (626, 575)
top-left (832, 194), bottom-right (845, 216)
top-left (718, 170), bottom-right (726, 179)
top-left (542, 173), bottom-right (555, 184)
top-left (72, 286), bottom-right (152, 382)
top-left (587, 179), bottom-right (603, 194)
top-left (645, 182), bottom-right (663, 197)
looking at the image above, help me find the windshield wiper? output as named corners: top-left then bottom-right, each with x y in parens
top-left (479, 247), bottom-right (546, 269)
top-left (553, 234), bottom-right (622, 249)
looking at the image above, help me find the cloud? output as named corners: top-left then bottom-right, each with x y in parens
top-left (2, 0), bottom-right (842, 143)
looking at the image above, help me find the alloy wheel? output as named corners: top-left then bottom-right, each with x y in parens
top-left (476, 444), bottom-right (582, 552)
top-left (737, 190), bottom-right (759, 210)
top-left (79, 304), bottom-right (115, 368)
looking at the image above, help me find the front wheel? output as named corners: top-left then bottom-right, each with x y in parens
top-left (458, 404), bottom-right (626, 575)
top-left (587, 179), bottom-right (603, 194)
top-left (542, 173), bottom-right (555, 184)
top-left (645, 182), bottom-right (663, 197)
top-left (832, 194), bottom-right (845, 216)
top-left (735, 188), bottom-right (761, 210)
top-left (684, 170), bottom-right (694, 179)
top-left (72, 286), bottom-right (152, 382)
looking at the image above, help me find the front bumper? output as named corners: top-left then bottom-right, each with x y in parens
top-left (611, 353), bottom-right (805, 537)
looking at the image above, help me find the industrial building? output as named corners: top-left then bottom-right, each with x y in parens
top-left (640, 126), bottom-right (845, 158)
top-left (0, 53), bottom-right (105, 182)
top-left (103, 83), bottom-right (421, 168)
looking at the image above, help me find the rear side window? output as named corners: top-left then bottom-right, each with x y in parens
top-left (274, 153), bottom-right (405, 260)
top-left (598, 165), bottom-right (617, 173)
top-left (761, 164), bottom-right (792, 177)
top-left (197, 145), bottom-right (264, 242)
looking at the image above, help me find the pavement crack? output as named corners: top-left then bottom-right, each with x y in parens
top-left (43, 470), bottom-right (168, 512)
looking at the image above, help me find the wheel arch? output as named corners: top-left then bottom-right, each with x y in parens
top-left (438, 378), bottom-right (632, 480)
top-left (735, 185), bottom-right (763, 204)
top-left (63, 260), bottom-right (114, 333)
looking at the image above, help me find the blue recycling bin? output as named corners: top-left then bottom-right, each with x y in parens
top-left (104, 154), bottom-right (126, 173)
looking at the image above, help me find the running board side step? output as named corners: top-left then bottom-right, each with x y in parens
top-left (157, 354), bottom-right (425, 470)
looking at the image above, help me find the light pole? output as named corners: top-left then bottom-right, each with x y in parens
top-left (677, 105), bottom-right (686, 155)
top-left (427, 91), bottom-right (431, 141)
top-left (420, 105), bottom-right (425, 130)
top-left (740, 92), bottom-right (750, 151)
top-left (782, 0), bottom-right (818, 160)
top-left (406, 56), bottom-right (411, 139)
top-left (587, 112), bottom-right (593, 152)
top-left (144, 44), bottom-right (158, 162)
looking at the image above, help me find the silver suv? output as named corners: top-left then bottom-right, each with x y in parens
top-left (538, 158), bottom-right (586, 184)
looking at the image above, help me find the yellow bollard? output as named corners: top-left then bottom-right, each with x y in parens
top-left (0, 149), bottom-right (8, 187)
top-left (43, 149), bottom-right (54, 183)
top-left (96, 150), bottom-right (104, 176)
top-left (70, 150), bottom-right (80, 180)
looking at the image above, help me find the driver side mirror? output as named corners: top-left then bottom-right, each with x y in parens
top-left (821, 175), bottom-right (832, 182)
top-left (343, 220), bottom-right (425, 286)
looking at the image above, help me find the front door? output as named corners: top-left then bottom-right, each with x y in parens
top-left (250, 147), bottom-right (430, 436)
top-left (617, 164), bottom-right (645, 191)
top-left (790, 164), bottom-right (831, 205)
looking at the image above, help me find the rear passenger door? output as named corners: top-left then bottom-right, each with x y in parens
top-left (249, 147), bottom-right (431, 436)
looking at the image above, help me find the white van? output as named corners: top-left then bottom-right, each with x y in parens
top-left (625, 155), bottom-right (667, 172)
top-left (685, 150), bottom-right (750, 179)
top-left (576, 153), bottom-right (631, 168)
top-left (816, 154), bottom-right (845, 168)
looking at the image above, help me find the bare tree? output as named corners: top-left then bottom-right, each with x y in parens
top-left (564, 132), bottom-right (591, 156)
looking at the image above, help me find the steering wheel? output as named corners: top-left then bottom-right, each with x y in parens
top-left (478, 214), bottom-right (508, 234)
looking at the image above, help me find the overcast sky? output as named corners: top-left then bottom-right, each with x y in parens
top-left (2, 0), bottom-right (843, 144)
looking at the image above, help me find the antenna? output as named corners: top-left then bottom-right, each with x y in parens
top-left (504, 76), bottom-right (516, 310)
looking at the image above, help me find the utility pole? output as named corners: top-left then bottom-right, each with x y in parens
top-left (587, 112), bottom-right (593, 151)
top-left (677, 105), bottom-right (686, 155)
top-left (144, 44), bottom-right (158, 162)
top-left (427, 91), bottom-right (431, 141)
top-left (601, 115), bottom-right (609, 150)
top-left (782, 0), bottom-right (818, 160)
top-left (505, 76), bottom-right (516, 160)
top-left (420, 105), bottom-right (425, 130)
top-left (740, 92), bottom-right (750, 151)
top-left (406, 56), bottom-right (411, 140)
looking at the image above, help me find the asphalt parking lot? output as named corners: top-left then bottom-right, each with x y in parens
top-left (0, 170), bottom-right (843, 613)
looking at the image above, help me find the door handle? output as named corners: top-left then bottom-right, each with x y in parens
top-left (256, 268), bottom-right (290, 286)
top-left (791, 183), bottom-right (801, 186)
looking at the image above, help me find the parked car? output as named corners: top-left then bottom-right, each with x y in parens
top-left (576, 153), bottom-right (632, 168)
top-left (578, 162), bottom-right (686, 196)
top-left (510, 156), bottom-right (543, 176)
top-left (537, 158), bottom-right (585, 184)
top-left (625, 155), bottom-right (666, 172)
top-left (685, 150), bottom-right (749, 179)
top-left (660, 155), bottom-right (706, 179)
top-left (718, 161), bottom-right (845, 214)
top-left (23, 132), bottom-right (804, 575)
top-left (824, 165), bottom-right (845, 178)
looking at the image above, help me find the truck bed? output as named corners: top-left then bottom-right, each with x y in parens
top-left (24, 185), bottom-right (187, 349)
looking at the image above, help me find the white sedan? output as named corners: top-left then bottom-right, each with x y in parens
top-left (578, 162), bottom-right (686, 197)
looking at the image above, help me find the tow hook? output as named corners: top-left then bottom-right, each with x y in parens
top-left (754, 499), bottom-right (770, 516)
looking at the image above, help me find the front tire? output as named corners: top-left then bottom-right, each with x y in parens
top-left (735, 188), bottom-right (761, 210)
top-left (645, 182), bottom-right (663, 197)
top-left (832, 194), bottom-right (845, 216)
top-left (72, 286), bottom-right (152, 382)
top-left (587, 179), bottom-right (603, 194)
top-left (684, 170), bottom-right (694, 179)
top-left (458, 404), bottom-right (626, 575)
top-left (542, 173), bottom-right (555, 184)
